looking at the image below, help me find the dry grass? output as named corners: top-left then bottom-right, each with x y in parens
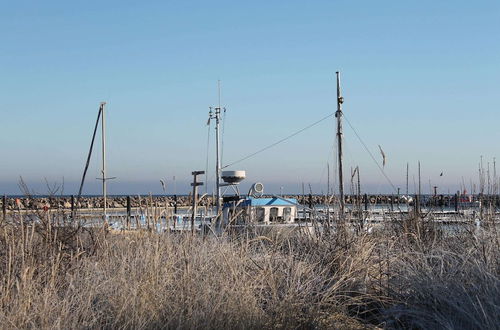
top-left (0, 213), bottom-right (499, 329)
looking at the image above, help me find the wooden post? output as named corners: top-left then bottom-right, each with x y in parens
top-left (364, 194), bottom-right (368, 211)
top-left (191, 171), bottom-right (205, 234)
top-left (454, 192), bottom-right (459, 213)
top-left (417, 161), bottom-right (421, 216)
top-left (415, 194), bottom-right (420, 217)
top-left (397, 188), bottom-right (400, 208)
top-left (2, 195), bottom-right (6, 222)
top-left (135, 196), bottom-right (141, 229)
top-left (126, 195), bottom-right (131, 229)
top-left (71, 195), bottom-right (75, 220)
top-left (356, 167), bottom-right (361, 218)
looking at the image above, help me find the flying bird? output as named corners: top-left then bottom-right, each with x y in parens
top-left (378, 145), bottom-right (386, 167)
top-left (440, 172), bottom-right (443, 176)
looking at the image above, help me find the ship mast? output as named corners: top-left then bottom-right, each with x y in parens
top-left (101, 102), bottom-right (107, 222)
top-left (335, 72), bottom-right (345, 218)
top-left (98, 102), bottom-right (115, 224)
top-left (76, 102), bottom-right (114, 223)
top-left (209, 81), bottom-right (224, 222)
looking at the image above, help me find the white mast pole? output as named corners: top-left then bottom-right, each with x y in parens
top-left (100, 101), bottom-right (107, 223)
top-left (215, 81), bottom-right (222, 221)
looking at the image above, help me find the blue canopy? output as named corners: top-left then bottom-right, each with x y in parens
top-left (225, 196), bottom-right (298, 207)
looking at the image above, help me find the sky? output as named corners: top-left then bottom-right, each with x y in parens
top-left (1, 0), bottom-right (499, 195)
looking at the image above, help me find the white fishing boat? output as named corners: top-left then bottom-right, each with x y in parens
top-left (203, 76), bottom-right (347, 231)
top-left (221, 180), bottom-right (300, 226)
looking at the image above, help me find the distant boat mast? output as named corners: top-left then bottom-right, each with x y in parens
top-left (76, 102), bottom-right (114, 223)
top-left (336, 72), bottom-right (345, 217)
top-left (98, 102), bottom-right (115, 223)
top-left (100, 102), bottom-right (107, 222)
top-left (208, 81), bottom-right (225, 221)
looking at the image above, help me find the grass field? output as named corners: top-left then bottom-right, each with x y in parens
top-left (0, 212), bottom-right (498, 329)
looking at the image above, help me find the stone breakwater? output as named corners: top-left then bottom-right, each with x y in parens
top-left (2, 196), bottom-right (195, 211)
top-left (1, 194), bottom-right (493, 211)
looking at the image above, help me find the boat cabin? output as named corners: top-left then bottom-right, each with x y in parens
top-left (223, 196), bottom-right (298, 225)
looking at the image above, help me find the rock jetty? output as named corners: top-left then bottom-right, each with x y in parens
top-left (1, 194), bottom-right (496, 211)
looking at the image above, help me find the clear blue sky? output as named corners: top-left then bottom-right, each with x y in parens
top-left (1, 0), bottom-right (499, 195)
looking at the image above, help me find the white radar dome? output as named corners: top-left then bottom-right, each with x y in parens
top-left (221, 170), bottom-right (246, 184)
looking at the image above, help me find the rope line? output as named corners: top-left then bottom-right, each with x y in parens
top-left (222, 112), bottom-right (335, 169)
top-left (343, 113), bottom-right (398, 193)
top-left (219, 107), bottom-right (398, 194)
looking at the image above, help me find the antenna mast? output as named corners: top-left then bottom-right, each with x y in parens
top-left (336, 72), bottom-right (345, 218)
top-left (208, 80), bottom-right (224, 222)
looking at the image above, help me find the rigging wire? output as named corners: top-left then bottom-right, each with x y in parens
top-left (343, 113), bottom-right (398, 193)
top-left (215, 102), bottom-right (398, 194)
top-left (222, 112), bottom-right (335, 169)
top-left (77, 107), bottom-right (102, 199)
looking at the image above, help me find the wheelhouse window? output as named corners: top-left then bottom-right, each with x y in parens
top-left (283, 207), bottom-right (292, 222)
top-left (256, 208), bottom-right (265, 222)
top-left (270, 207), bottom-right (278, 222)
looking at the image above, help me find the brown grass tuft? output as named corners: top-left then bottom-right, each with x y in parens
top-left (0, 212), bottom-right (498, 329)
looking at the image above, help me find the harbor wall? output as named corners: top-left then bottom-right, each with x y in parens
top-left (1, 194), bottom-right (499, 211)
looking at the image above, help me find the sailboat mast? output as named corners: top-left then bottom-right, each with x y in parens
top-left (335, 72), bottom-right (345, 217)
top-left (208, 81), bottom-right (224, 221)
top-left (406, 162), bottom-right (409, 196)
top-left (215, 81), bottom-right (222, 220)
top-left (100, 101), bottom-right (107, 223)
top-left (327, 162), bottom-right (330, 198)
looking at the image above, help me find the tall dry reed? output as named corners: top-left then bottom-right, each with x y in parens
top-left (0, 211), bottom-right (498, 329)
